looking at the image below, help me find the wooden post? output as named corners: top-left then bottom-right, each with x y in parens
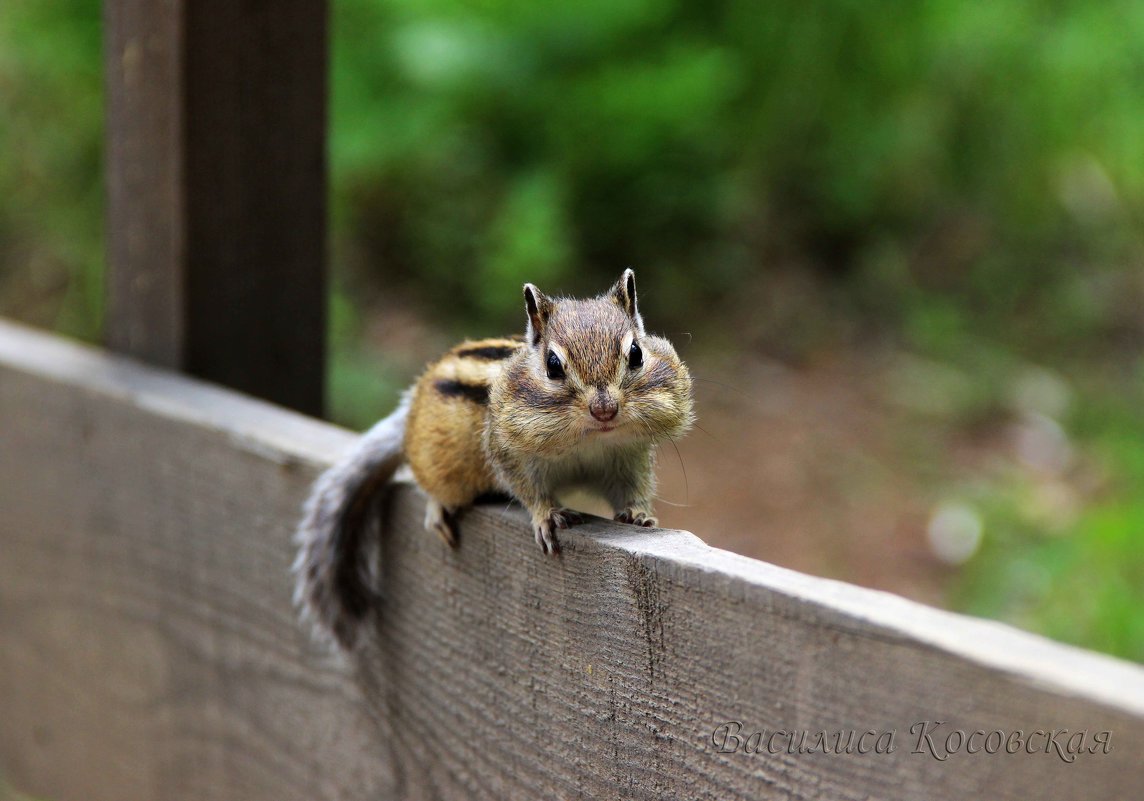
top-left (104, 0), bottom-right (327, 416)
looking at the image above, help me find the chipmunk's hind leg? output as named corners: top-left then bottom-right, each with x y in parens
top-left (424, 499), bottom-right (460, 547)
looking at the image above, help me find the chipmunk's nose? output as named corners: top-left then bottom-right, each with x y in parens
top-left (589, 391), bottom-right (618, 422)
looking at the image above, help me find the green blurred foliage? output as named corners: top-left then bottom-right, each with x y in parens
top-left (329, 0), bottom-right (1144, 344)
top-left (0, 0), bottom-right (104, 338)
top-left (953, 375), bottom-right (1144, 661)
top-left (4, 0), bottom-right (1142, 347)
top-left (0, 0), bottom-right (1142, 660)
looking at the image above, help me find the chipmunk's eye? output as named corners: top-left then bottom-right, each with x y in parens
top-left (545, 349), bottom-right (565, 380)
top-left (628, 340), bottom-right (643, 370)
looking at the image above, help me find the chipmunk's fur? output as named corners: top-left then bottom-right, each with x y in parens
top-left (294, 270), bottom-right (693, 650)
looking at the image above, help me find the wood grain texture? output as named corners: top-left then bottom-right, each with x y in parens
top-left (104, 0), bottom-right (184, 366)
top-left (1, 320), bottom-right (1142, 800)
top-left (104, 0), bottom-right (327, 415)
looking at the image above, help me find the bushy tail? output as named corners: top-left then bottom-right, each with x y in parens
top-left (293, 394), bottom-right (411, 651)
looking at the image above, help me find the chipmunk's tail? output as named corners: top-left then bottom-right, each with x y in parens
top-left (293, 392), bottom-right (412, 651)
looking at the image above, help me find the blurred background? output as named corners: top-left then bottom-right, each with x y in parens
top-left (1, 0), bottom-right (1141, 661)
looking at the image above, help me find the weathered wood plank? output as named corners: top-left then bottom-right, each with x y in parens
top-left (103, 0), bottom-right (327, 415)
top-left (1, 319), bottom-right (1142, 801)
top-left (103, 0), bottom-right (184, 368)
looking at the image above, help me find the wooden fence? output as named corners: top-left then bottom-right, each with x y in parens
top-left (4, 2), bottom-right (1144, 797)
top-left (2, 318), bottom-right (1143, 799)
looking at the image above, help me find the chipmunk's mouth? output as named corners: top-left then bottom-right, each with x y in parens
top-left (586, 422), bottom-right (621, 434)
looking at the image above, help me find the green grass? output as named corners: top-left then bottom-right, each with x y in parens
top-left (950, 365), bottom-right (1144, 662)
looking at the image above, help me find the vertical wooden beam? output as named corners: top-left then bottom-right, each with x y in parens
top-left (104, 0), bottom-right (184, 368)
top-left (104, 0), bottom-right (327, 416)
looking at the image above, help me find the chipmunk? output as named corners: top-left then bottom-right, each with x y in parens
top-left (293, 269), bottom-right (693, 650)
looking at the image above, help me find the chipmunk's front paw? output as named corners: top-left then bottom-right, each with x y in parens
top-left (532, 508), bottom-right (583, 555)
top-left (615, 508), bottom-right (657, 527)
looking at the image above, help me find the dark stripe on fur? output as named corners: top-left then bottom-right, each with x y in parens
top-left (474, 491), bottom-right (514, 505)
top-left (516, 379), bottom-right (574, 409)
top-left (434, 379), bottom-right (490, 405)
top-left (642, 359), bottom-right (677, 391)
top-left (455, 344), bottom-right (520, 361)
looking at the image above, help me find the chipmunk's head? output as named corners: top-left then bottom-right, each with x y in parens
top-left (517, 269), bottom-right (693, 447)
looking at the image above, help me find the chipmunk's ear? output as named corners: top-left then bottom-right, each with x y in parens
top-left (610, 268), bottom-right (644, 333)
top-left (523, 283), bottom-right (553, 345)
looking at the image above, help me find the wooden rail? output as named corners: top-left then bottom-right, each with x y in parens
top-left (1, 319), bottom-right (1143, 800)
